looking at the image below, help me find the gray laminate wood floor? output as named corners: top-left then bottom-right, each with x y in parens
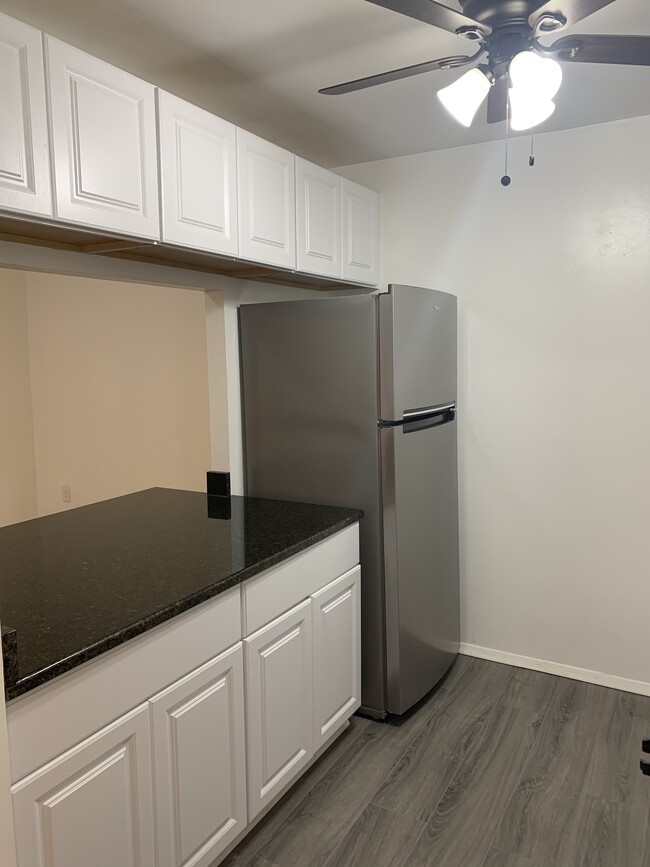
top-left (222, 656), bottom-right (650, 867)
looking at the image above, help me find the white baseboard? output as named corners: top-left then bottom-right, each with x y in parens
top-left (459, 642), bottom-right (650, 698)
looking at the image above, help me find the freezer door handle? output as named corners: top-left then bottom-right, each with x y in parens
top-left (403, 402), bottom-right (456, 422)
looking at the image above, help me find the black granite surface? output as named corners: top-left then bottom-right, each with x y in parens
top-left (0, 488), bottom-right (362, 700)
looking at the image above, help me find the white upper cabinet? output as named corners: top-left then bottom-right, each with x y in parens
top-left (45, 37), bottom-right (159, 239)
top-left (237, 129), bottom-right (296, 269)
top-left (150, 644), bottom-right (247, 867)
top-left (158, 91), bottom-right (238, 256)
top-left (0, 12), bottom-right (52, 217)
top-left (295, 158), bottom-right (341, 279)
top-left (341, 177), bottom-right (380, 286)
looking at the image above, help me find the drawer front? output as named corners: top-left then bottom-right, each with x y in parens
top-left (242, 524), bottom-right (359, 636)
top-left (7, 587), bottom-right (241, 783)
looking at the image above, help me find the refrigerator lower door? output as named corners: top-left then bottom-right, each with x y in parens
top-left (380, 415), bottom-right (460, 715)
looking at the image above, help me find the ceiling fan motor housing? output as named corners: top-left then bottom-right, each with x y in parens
top-left (461, 0), bottom-right (548, 27)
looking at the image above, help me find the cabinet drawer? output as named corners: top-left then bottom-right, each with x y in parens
top-left (7, 587), bottom-right (241, 783)
top-left (241, 524), bottom-right (359, 636)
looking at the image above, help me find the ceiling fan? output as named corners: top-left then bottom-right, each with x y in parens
top-left (319, 0), bottom-right (650, 130)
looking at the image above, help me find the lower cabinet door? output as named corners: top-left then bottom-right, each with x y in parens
top-left (312, 566), bottom-right (361, 750)
top-left (149, 643), bottom-right (246, 867)
top-left (11, 703), bottom-right (155, 867)
top-left (244, 599), bottom-right (313, 820)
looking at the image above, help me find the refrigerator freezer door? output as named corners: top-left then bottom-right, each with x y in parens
top-left (379, 285), bottom-right (457, 422)
top-left (240, 295), bottom-right (387, 716)
top-left (381, 416), bottom-right (460, 715)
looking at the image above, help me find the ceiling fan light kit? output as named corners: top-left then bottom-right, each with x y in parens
top-left (320, 0), bottom-right (650, 180)
top-left (437, 67), bottom-right (492, 126)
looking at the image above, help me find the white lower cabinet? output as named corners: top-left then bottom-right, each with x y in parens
top-left (244, 599), bottom-right (313, 820)
top-left (7, 526), bottom-right (361, 867)
top-left (312, 566), bottom-right (361, 751)
top-left (149, 643), bottom-right (247, 867)
top-left (11, 704), bottom-right (155, 867)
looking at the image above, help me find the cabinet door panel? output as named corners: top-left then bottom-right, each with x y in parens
top-left (159, 91), bottom-right (238, 255)
top-left (11, 704), bottom-right (154, 867)
top-left (237, 130), bottom-right (295, 269)
top-left (0, 12), bottom-right (52, 216)
top-left (150, 644), bottom-right (246, 867)
top-left (312, 566), bottom-right (361, 750)
top-left (341, 178), bottom-right (380, 286)
top-left (295, 158), bottom-right (340, 278)
top-left (245, 599), bottom-right (312, 819)
top-left (46, 37), bottom-right (159, 238)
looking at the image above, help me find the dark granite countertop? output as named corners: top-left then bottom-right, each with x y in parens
top-left (0, 488), bottom-right (362, 700)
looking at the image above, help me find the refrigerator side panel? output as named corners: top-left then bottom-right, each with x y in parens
top-left (381, 418), bottom-right (460, 714)
top-left (240, 296), bottom-right (387, 715)
top-left (379, 285), bottom-right (457, 420)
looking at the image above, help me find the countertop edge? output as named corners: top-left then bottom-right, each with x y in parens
top-left (5, 510), bottom-right (362, 702)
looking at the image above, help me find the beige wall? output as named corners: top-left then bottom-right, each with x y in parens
top-left (0, 270), bottom-right (37, 527)
top-left (339, 114), bottom-right (650, 692)
top-left (26, 272), bottom-right (212, 516)
top-left (0, 270), bottom-right (214, 523)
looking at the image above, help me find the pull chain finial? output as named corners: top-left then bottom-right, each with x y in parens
top-left (501, 87), bottom-right (511, 187)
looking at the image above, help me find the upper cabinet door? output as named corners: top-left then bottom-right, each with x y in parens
top-left (158, 91), bottom-right (238, 257)
top-left (295, 158), bottom-right (341, 279)
top-left (45, 37), bottom-right (159, 239)
top-left (0, 12), bottom-right (52, 217)
top-left (237, 129), bottom-right (296, 269)
top-left (341, 178), bottom-right (380, 286)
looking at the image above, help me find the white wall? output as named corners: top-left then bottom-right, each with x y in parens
top-left (340, 115), bottom-right (650, 692)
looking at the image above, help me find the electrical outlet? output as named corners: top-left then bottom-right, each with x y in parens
top-left (62, 485), bottom-right (71, 503)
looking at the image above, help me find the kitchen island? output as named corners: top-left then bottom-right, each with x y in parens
top-left (0, 488), bottom-right (362, 867)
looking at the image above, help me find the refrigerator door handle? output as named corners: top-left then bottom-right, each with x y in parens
top-left (403, 402), bottom-right (456, 422)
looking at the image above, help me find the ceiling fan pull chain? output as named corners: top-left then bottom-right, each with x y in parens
top-left (501, 93), bottom-right (511, 187)
top-left (529, 129), bottom-right (535, 167)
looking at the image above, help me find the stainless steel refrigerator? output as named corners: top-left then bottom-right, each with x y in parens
top-left (239, 284), bottom-right (460, 718)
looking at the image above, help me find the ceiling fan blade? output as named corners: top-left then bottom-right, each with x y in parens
top-left (319, 54), bottom-right (473, 95)
top-left (549, 34), bottom-right (650, 65)
top-left (487, 77), bottom-right (508, 123)
top-left (366, 0), bottom-right (491, 36)
top-left (529, 0), bottom-right (614, 28)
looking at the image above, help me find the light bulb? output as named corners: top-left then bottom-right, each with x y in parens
top-left (508, 51), bottom-right (562, 131)
top-left (437, 68), bottom-right (491, 127)
top-left (509, 88), bottom-right (556, 131)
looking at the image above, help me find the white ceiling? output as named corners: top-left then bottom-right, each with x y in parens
top-left (3, 0), bottom-right (649, 166)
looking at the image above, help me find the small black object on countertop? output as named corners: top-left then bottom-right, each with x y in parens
top-left (0, 488), bottom-right (362, 701)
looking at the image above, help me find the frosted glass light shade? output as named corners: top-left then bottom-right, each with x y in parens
top-left (508, 51), bottom-right (563, 131)
top-left (509, 87), bottom-right (556, 130)
top-left (437, 68), bottom-right (491, 127)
